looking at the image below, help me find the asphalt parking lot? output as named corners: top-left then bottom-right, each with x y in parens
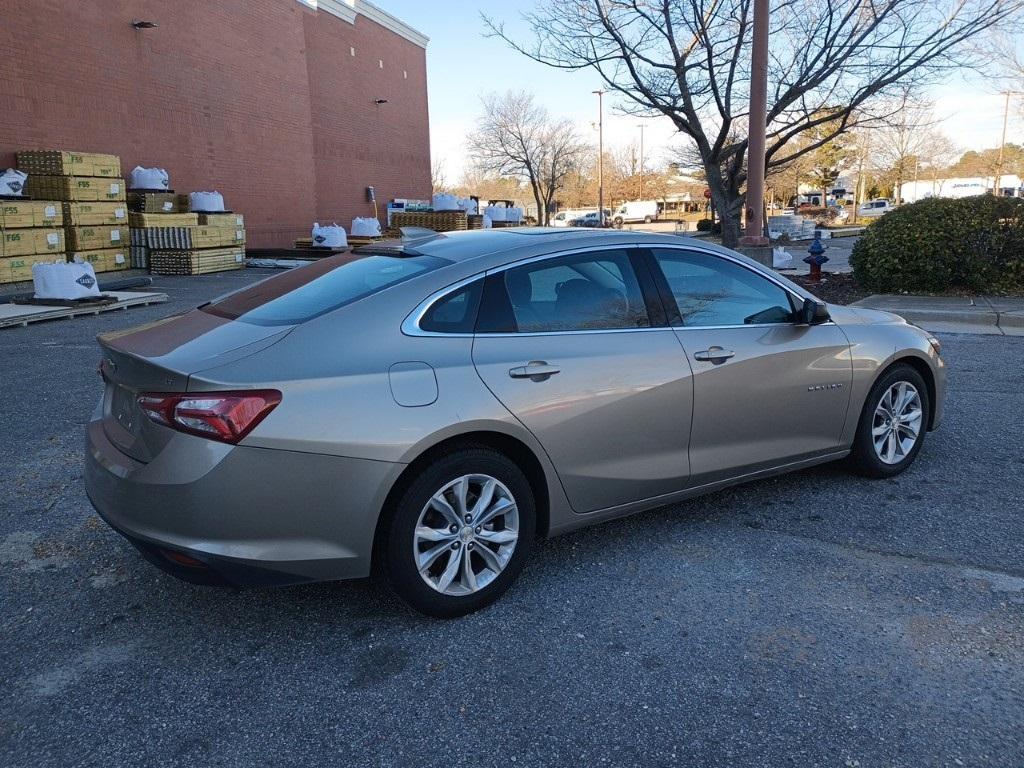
top-left (1, 269), bottom-right (1022, 767)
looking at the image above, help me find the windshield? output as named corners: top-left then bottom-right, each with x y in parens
top-left (201, 253), bottom-right (449, 326)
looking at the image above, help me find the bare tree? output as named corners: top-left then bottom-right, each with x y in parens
top-left (871, 89), bottom-right (937, 201)
top-left (485, 0), bottom-right (1023, 246)
top-left (468, 91), bottom-right (589, 225)
top-left (431, 157), bottom-right (449, 194)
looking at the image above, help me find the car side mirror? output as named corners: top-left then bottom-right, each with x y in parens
top-left (800, 297), bottom-right (830, 325)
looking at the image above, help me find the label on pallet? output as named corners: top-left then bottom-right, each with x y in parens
top-left (114, 207), bottom-right (125, 219)
top-left (47, 233), bottom-right (59, 245)
top-left (163, 201), bottom-right (173, 211)
top-left (109, 183), bottom-right (120, 195)
top-left (236, 229), bottom-right (244, 241)
top-left (111, 229), bottom-right (121, 242)
top-left (44, 205), bottom-right (57, 218)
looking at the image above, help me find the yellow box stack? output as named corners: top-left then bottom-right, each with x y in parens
top-left (0, 199), bottom-right (66, 284)
top-left (16, 150), bottom-right (129, 277)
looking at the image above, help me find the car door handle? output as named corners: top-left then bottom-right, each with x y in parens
top-left (693, 347), bottom-right (735, 364)
top-left (509, 361), bottom-right (561, 381)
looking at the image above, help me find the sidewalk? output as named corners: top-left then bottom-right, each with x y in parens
top-left (852, 294), bottom-right (1024, 335)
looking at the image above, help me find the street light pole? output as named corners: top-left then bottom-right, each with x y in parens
top-left (740, 0), bottom-right (769, 246)
top-left (637, 123), bottom-right (645, 200)
top-left (594, 89), bottom-right (605, 220)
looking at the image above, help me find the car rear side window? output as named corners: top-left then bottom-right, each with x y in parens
top-left (479, 249), bottom-right (650, 333)
top-left (650, 249), bottom-right (797, 326)
top-left (201, 253), bottom-right (448, 326)
top-left (419, 279), bottom-right (483, 334)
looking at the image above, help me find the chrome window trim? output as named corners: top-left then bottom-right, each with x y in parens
top-left (401, 273), bottom-right (485, 338)
top-left (401, 240), bottom-right (825, 337)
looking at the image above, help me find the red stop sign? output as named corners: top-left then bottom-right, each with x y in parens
top-left (703, 188), bottom-right (712, 199)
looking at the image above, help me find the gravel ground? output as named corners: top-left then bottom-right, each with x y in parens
top-left (1, 269), bottom-right (1022, 767)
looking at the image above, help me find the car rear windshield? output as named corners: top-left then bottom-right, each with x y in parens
top-left (200, 253), bottom-right (449, 326)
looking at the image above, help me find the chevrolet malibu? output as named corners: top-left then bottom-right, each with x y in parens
top-left (86, 229), bottom-right (945, 617)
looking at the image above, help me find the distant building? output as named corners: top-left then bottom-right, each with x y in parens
top-left (900, 176), bottom-right (1024, 203)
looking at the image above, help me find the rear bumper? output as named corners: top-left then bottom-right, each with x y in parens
top-left (85, 419), bottom-right (404, 587)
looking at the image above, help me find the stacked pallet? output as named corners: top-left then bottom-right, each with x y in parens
top-left (390, 210), bottom-right (468, 232)
top-left (127, 190), bottom-right (181, 214)
top-left (149, 246), bottom-right (245, 275)
top-left (147, 211), bottom-right (247, 275)
top-left (20, 151), bottom-right (125, 203)
top-left (128, 212), bottom-right (198, 269)
top-left (64, 201), bottom-right (130, 275)
top-left (14, 151), bottom-right (129, 277)
top-left (0, 200), bottom-right (66, 284)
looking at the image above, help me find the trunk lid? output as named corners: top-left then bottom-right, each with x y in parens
top-left (97, 309), bottom-right (292, 462)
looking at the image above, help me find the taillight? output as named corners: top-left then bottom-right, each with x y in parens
top-left (137, 390), bottom-right (281, 444)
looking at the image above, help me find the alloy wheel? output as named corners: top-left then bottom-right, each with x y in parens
top-left (413, 474), bottom-right (520, 596)
top-left (871, 381), bottom-right (923, 465)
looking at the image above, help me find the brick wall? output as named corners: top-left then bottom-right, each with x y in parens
top-left (0, 0), bottom-right (431, 247)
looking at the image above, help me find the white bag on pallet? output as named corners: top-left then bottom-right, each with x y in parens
top-left (312, 222), bottom-right (347, 248)
top-left (32, 261), bottom-right (101, 300)
top-left (431, 193), bottom-right (459, 211)
top-left (189, 191), bottom-right (225, 212)
top-left (351, 217), bottom-right (381, 237)
top-left (1, 168), bottom-right (27, 196)
top-left (129, 166), bottom-right (170, 190)
top-left (484, 205), bottom-right (507, 222)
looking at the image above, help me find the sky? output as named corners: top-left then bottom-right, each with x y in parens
top-left (374, 0), bottom-right (1022, 182)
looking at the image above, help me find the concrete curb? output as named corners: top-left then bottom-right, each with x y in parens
top-left (851, 294), bottom-right (1024, 335)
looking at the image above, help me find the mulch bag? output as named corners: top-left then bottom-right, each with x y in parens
top-left (32, 261), bottom-right (101, 300)
top-left (129, 166), bottom-right (170, 190)
top-left (351, 217), bottom-right (382, 237)
top-left (189, 191), bottom-right (225, 212)
top-left (1, 168), bottom-right (27, 196)
top-left (312, 222), bottom-right (347, 248)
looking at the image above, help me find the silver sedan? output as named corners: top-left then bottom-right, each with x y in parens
top-left (85, 229), bottom-right (945, 616)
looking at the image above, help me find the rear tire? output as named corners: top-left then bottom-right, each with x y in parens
top-left (382, 447), bottom-right (535, 618)
top-left (643, 215), bottom-right (653, 223)
top-left (850, 363), bottom-right (929, 478)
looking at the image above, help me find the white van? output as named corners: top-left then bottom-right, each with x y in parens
top-left (551, 209), bottom-right (590, 227)
top-left (612, 200), bottom-right (658, 227)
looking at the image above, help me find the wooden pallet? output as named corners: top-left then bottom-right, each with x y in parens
top-left (0, 290), bottom-right (167, 328)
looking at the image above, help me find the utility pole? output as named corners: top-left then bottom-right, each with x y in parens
top-left (593, 89), bottom-right (605, 220)
top-left (637, 123), bottom-right (645, 200)
top-left (740, 0), bottom-right (769, 246)
top-left (995, 91), bottom-right (1014, 196)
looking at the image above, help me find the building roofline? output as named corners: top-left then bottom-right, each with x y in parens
top-left (311, 0), bottom-right (429, 48)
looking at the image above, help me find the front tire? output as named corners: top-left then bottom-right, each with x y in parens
top-left (850, 363), bottom-right (929, 478)
top-left (382, 447), bottom-right (535, 618)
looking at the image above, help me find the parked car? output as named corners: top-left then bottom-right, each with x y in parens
top-left (572, 210), bottom-right (610, 228)
top-left (86, 229), bottom-right (945, 617)
top-left (858, 199), bottom-right (894, 217)
top-left (612, 200), bottom-right (658, 227)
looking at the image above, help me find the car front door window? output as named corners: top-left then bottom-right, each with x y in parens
top-left (650, 249), bottom-right (796, 327)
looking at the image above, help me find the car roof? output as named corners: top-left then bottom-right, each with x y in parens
top-left (401, 227), bottom-right (713, 263)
